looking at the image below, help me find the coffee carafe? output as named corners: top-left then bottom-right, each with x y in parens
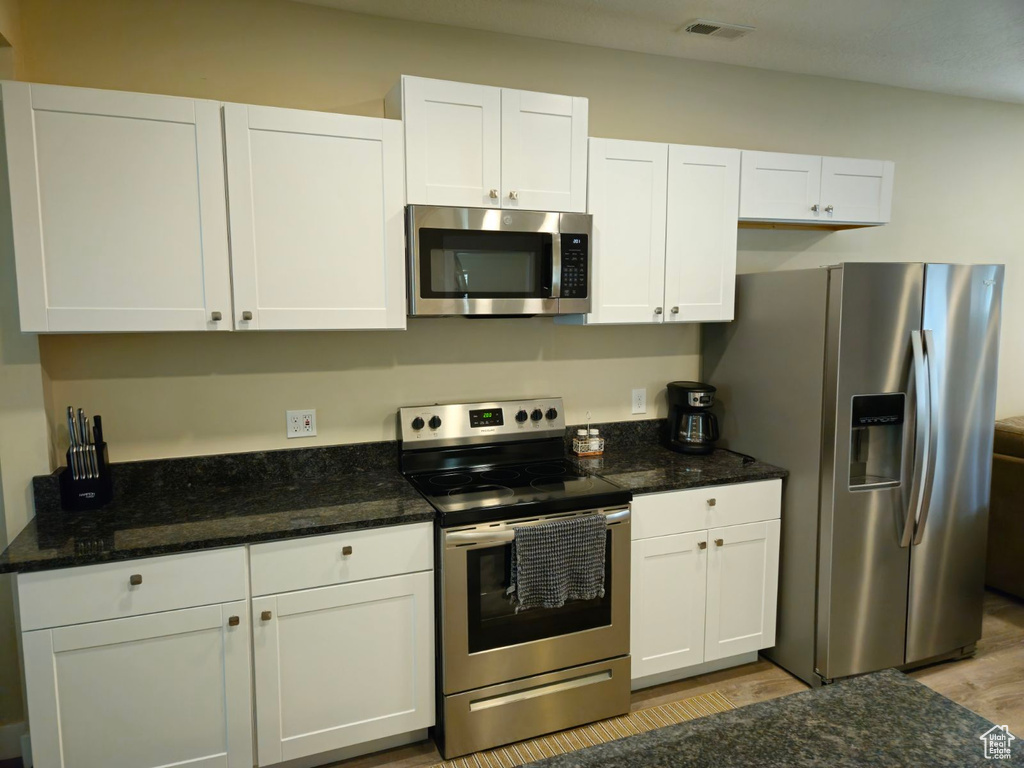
top-left (666, 381), bottom-right (719, 455)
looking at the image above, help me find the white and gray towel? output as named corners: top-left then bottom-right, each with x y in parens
top-left (507, 514), bottom-right (607, 610)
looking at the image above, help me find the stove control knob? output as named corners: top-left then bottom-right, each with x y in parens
top-left (546, 408), bottom-right (558, 420)
top-left (411, 417), bottom-right (425, 430)
top-left (530, 408), bottom-right (544, 422)
top-left (515, 409), bottom-right (529, 423)
top-left (428, 415), bottom-right (442, 430)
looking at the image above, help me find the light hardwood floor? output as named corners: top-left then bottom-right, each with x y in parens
top-left (332, 590), bottom-right (1024, 768)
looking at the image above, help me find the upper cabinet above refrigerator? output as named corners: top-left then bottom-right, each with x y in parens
top-left (739, 151), bottom-right (894, 226)
top-left (1, 81), bottom-right (233, 333)
top-left (386, 75), bottom-right (588, 212)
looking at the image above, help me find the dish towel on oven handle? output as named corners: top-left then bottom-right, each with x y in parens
top-left (507, 513), bottom-right (607, 610)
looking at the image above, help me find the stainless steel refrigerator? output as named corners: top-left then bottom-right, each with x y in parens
top-left (703, 262), bottom-right (1004, 686)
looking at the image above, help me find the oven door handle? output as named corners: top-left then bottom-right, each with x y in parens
top-left (445, 508), bottom-right (630, 546)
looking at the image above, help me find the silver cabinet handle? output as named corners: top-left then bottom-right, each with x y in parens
top-left (242, 311), bottom-right (253, 321)
top-left (811, 204), bottom-right (820, 213)
top-left (707, 498), bottom-right (717, 507)
top-left (211, 311), bottom-right (222, 322)
top-left (489, 189), bottom-right (498, 199)
top-left (654, 307), bottom-right (663, 315)
top-left (129, 574), bottom-right (142, 586)
top-left (824, 204), bottom-right (834, 213)
top-left (342, 546), bottom-right (353, 556)
top-left (671, 307), bottom-right (679, 314)
top-left (261, 610), bottom-right (272, 621)
top-left (697, 541), bottom-right (707, 550)
top-left (714, 538), bottom-right (724, 547)
top-left (509, 190), bottom-right (519, 200)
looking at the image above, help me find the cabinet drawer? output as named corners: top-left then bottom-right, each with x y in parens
top-left (250, 522), bottom-right (433, 597)
top-left (18, 547), bottom-right (247, 631)
top-left (631, 480), bottom-right (781, 540)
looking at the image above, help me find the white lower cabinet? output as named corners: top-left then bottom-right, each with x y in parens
top-left (252, 571), bottom-right (435, 766)
top-left (23, 601), bottom-right (253, 768)
top-left (630, 480), bottom-right (782, 685)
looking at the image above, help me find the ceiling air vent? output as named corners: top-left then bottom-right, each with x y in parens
top-left (683, 19), bottom-right (755, 41)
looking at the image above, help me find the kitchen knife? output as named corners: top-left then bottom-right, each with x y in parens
top-left (83, 413), bottom-right (97, 479)
top-left (77, 409), bottom-right (91, 479)
top-left (67, 406), bottom-right (79, 480)
top-left (93, 415), bottom-right (104, 478)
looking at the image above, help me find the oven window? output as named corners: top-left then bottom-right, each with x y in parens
top-left (419, 229), bottom-right (552, 299)
top-left (466, 532), bottom-right (613, 654)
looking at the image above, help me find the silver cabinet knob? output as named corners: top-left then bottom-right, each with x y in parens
top-left (211, 311), bottom-right (222, 322)
top-left (715, 538), bottom-right (724, 547)
top-left (342, 546), bottom-right (353, 556)
top-left (697, 541), bottom-right (707, 550)
top-left (261, 610), bottom-right (272, 621)
top-left (707, 498), bottom-right (717, 507)
top-left (654, 307), bottom-right (663, 315)
top-left (242, 311), bottom-right (253, 321)
top-left (811, 204), bottom-right (820, 213)
top-left (824, 204), bottom-right (834, 213)
top-left (489, 189), bottom-right (498, 199)
top-left (509, 190), bottom-right (519, 201)
top-left (671, 307), bottom-right (679, 314)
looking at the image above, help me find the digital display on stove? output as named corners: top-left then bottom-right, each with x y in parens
top-left (469, 408), bottom-right (504, 428)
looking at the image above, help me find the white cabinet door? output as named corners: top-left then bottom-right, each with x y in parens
top-left (665, 145), bottom-right (740, 323)
top-left (739, 151), bottom-right (823, 222)
top-left (500, 89), bottom-right (587, 212)
top-left (1, 81), bottom-right (232, 333)
top-left (631, 531), bottom-right (708, 680)
top-left (585, 138), bottom-right (668, 324)
top-left (23, 602), bottom-right (252, 768)
top-left (704, 519), bottom-right (781, 662)
top-left (819, 156), bottom-right (894, 224)
top-left (224, 104), bottom-right (405, 330)
top-left (402, 76), bottom-right (501, 208)
top-left (252, 572), bottom-right (434, 766)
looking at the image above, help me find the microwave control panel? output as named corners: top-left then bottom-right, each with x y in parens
top-left (560, 235), bottom-right (589, 299)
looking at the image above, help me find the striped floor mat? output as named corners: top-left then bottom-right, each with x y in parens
top-left (431, 690), bottom-right (735, 768)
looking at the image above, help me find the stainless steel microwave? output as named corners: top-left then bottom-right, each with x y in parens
top-left (406, 205), bottom-right (592, 316)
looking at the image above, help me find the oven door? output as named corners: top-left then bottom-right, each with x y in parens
top-left (441, 507), bottom-right (630, 695)
top-left (408, 206), bottom-right (560, 316)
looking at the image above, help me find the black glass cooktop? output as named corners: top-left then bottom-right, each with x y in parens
top-left (407, 459), bottom-right (631, 525)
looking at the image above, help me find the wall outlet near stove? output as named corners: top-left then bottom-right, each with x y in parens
top-left (631, 388), bottom-right (647, 415)
top-left (286, 409), bottom-right (317, 438)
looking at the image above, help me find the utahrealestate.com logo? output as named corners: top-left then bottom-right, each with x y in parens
top-left (980, 725), bottom-right (1016, 760)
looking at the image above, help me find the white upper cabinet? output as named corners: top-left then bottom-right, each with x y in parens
top-left (584, 138), bottom-right (668, 324)
top-left (223, 104), bottom-right (406, 331)
top-left (664, 145), bottom-right (740, 323)
top-left (740, 150), bottom-right (893, 225)
top-left (501, 89), bottom-right (587, 212)
top-left (819, 156), bottom-right (894, 224)
top-left (565, 139), bottom-right (739, 326)
top-left (1, 81), bottom-right (232, 333)
top-left (388, 75), bottom-right (588, 212)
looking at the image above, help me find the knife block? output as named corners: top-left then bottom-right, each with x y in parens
top-left (59, 442), bottom-right (113, 511)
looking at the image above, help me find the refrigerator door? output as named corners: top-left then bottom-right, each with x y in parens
top-left (906, 264), bottom-right (1003, 664)
top-left (816, 262), bottom-right (924, 680)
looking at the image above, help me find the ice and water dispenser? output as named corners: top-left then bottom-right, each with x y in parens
top-left (849, 393), bottom-right (905, 490)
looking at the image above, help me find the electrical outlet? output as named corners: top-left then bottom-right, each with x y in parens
top-left (286, 409), bottom-right (317, 439)
top-left (631, 388), bottom-right (647, 415)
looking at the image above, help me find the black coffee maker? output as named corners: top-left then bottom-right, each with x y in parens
top-left (666, 381), bottom-right (719, 455)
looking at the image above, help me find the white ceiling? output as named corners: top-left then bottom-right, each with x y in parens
top-left (294, 0), bottom-right (1024, 104)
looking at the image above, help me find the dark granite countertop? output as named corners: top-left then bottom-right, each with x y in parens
top-left (0, 442), bottom-right (434, 575)
top-left (569, 420), bottom-right (787, 495)
top-left (526, 669), bottom-right (1016, 767)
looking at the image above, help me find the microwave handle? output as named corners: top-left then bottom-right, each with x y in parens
top-left (550, 233), bottom-right (561, 299)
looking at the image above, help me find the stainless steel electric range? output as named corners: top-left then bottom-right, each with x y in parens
top-left (398, 398), bottom-right (633, 759)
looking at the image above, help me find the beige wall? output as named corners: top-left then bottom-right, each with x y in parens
top-left (13, 0), bottom-right (1024, 465)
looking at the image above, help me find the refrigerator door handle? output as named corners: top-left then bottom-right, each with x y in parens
top-left (913, 329), bottom-right (940, 545)
top-left (903, 330), bottom-right (930, 548)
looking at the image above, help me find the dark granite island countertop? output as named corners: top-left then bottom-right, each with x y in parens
top-left (0, 442), bottom-right (434, 575)
top-left (570, 420), bottom-right (787, 495)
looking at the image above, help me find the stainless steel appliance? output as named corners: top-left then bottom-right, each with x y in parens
top-left (666, 381), bottom-right (719, 455)
top-left (406, 206), bottom-right (591, 316)
top-left (703, 262), bottom-right (1004, 686)
top-left (398, 398), bottom-right (631, 758)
